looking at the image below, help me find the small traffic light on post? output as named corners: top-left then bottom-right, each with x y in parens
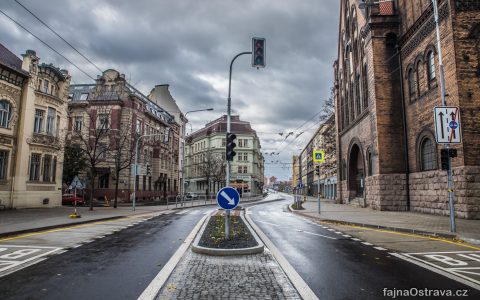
top-left (252, 37), bottom-right (266, 68)
top-left (226, 133), bottom-right (237, 161)
top-left (440, 149), bottom-right (449, 171)
top-left (315, 165), bottom-right (320, 176)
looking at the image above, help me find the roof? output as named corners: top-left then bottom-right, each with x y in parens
top-left (187, 115), bottom-right (257, 141)
top-left (0, 43), bottom-right (27, 75)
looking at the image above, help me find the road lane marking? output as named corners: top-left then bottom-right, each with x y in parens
top-left (300, 230), bottom-right (337, 240)
top-left (334, 231), bottom-right (343, 234)
top-left (361, 242), bottom-right (373, 246)
top-left (245, 207), bottom-right (319, 300)
top-left (351, 238), bottom-right (362, 241)
top-left (138, 214), bottom-right (208, 300)
top-left (374, 247), bottom-right (387, 251)
top-left (0, 245), bottom-right (63, 278)
top-left (175, 210), bottom-right (187, 215)
top-left (391, 252), bottom-right (480, 290)
top-left (327, 229), bottom-right (335, 231)
top-left (342, 235), bottom-right (351, 238)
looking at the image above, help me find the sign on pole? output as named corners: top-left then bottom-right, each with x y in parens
top-left (434, 107), bottom-right (462, 144)
top-left (69, 176), bottom-right (84, 190)
top-left (313, 150), bottom-right (325, 163)
top-left (217, 187), bottom-right (240, 210)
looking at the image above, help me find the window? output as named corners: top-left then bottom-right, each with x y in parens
top-left (34, 110), bottom-right (44, 133)
top-left (367, 151), bottom-right (373, 176)
top-left (421, 138), bottom-right (437, 171)
top-left (29, 153), bottom-right (41, 181)
top-left (74, 116), bottom-right (83, 131)
top-left (46, 108), bottom-right (56, 135)
top-left (0, 100), bottom-right (11, 128)
top-left (56, 116), bottom-right (60, 137)
top-left (243, 139), bottom-right (249, 147)
top-left (0, 150), bottom-right (8, 180)
top-left (427, 51), bottom-right (436, 82)
top-left (99, 114), bottom-right (109, 130)
top-left (136, 119), bottom-right (142, 134)
top-left (43, 155), bottom-right (52, 182)
top-left (99, 174), bottom-right (109, 188)
top-left (43, 80), bottom-right (49, 94)
top-left (79, 93), bottom-right (88, 100)
top-left (408, 68), bottom-right (416, 97)
top-left (237, 166), bottom-right (242, 173)
top-left (243, 166), bottom-right (248, 173)
top-left (98, 144), bottom-right (108, 159)
top-left (243, 153), bottom-right (248, 161)
top-left (38, 79), bottom-right (42, 91)
top-left (52, 157), bottom-right (57, 182)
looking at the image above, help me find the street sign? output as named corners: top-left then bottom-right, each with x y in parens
top-left (313, 150), bottom-right (325, 163)
top-left (69, 176), bottom-right (84, 190)
top-left (434, 106), bottom-right (462, 144)
top-left (298, 183), bottom-right (304, 189)
top-left (216, 187), bottom-right (240, 210)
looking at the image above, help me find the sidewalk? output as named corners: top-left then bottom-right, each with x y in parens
top-left (291, 194), bottom-right (480, 244)
top-left (0, 195), bottom-right (266, 238)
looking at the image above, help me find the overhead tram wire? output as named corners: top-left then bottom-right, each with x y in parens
top-left (14, 0), bottom-right (103, 73)
top-left (0, 9), bottom-right (96, 81)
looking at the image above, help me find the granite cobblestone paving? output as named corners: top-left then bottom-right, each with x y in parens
top-left (156, 248), bottom-right (300, 300)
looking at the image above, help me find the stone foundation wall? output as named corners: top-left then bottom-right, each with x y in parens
top-left (410, 166), bottom-right (480, 219)
top-left (337, 180), bottom-right (348, 204)
top-left (365, 174), bottom-right (408, 211)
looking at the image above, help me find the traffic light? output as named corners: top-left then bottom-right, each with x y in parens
top-left (440, 149), bottom-right (449, 171)
top-left (315, 166), bottom-right (320, 176)
top-left (146, 164), bottom-right (151, 175)
top-left (252, 37), bottom-right (266, 68)
top-left (226, 133), bottom-right (237, 161)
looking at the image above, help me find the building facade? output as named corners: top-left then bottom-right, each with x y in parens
top-left (67, 69), bottom-right (180, 202)
top-left (335, 0), bottom-right (480, 218)
top-left (185, 115), bottom-right (264, 197)
top-left (294, 116), bottom-right (337, 199)
top-left (0, 45), bottom-right (70, 208)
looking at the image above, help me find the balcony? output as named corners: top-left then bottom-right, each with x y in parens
top-left (27, 133), bottom-right (61, 149)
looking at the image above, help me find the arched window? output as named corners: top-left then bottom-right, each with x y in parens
top-left (367, 150), bottom-right (373, 176)
top-left (420, 138), bottom-right (437, 171)
top-left (408, 68), bottom-right (416, 99)
top-left (0, 100), bottom-right (12, 128)
top-left (427, 51), bottom-right (436, 83)
top-left (416, 59), bottom-right (425, 96)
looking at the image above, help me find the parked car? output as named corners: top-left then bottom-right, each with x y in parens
top-left (62, 194), bottom-right (85, 206)
top-left (185, 192), bottom-right (198, 200)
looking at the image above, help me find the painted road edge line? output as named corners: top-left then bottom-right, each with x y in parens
top-left (137, 214), bottom-right (209, 300)
top-left (389, 252), bottom-right (480, 291)
top-left (245, 206), bottom-right (319, 300)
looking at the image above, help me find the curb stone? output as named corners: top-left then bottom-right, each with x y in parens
top-left (191, 210), bottom-right (264, 255)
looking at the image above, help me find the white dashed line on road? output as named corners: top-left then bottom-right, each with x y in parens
top-left (374, 247), bottom-right (387, 251)
top-left (351, 238), bottom-right (362, 241)
top-left (342, 235), bottom-right (351, 238)
top-left (361, 242), bottom-right (373, 246)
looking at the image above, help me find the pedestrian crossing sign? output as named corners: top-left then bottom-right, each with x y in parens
top-left (313, 150), bottom-right (325, 163)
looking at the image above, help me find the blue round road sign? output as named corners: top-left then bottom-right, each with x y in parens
top-left (216, 187), bottom-right (240, 210)
top-left (449, 121), bottom-right (458, 129)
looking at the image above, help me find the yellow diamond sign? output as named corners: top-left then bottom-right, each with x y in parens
top-left (313, 150), bottom-right (325, 163)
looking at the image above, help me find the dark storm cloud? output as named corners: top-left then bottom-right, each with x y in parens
top-left (0, 0), bottom-right (339, 179)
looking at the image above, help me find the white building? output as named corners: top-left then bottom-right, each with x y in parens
top-left (185, 115), bottom-right (264, 197)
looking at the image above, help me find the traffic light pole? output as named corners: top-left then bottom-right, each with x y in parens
top-left (432, 0), bottom-right (455, 232)
top-left (225, 51), bottom-right (252, 239)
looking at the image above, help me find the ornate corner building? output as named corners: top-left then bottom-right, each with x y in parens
top-left (0, 45), bottom-right (70, 208)
top-left (335, 0), bottom-right (480, 219)
top-left (68, 69), bottom-right (181, 202)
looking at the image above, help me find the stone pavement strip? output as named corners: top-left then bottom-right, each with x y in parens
top-left (156, 248), bottom-right (300, 300)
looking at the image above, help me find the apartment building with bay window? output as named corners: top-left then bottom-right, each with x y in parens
top-left (185, 115), bottom-right (265, 197)
top-left (0, 44), bottom-right (70, 208)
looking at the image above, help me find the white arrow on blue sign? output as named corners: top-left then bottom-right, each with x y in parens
top-left (216, 187), bottom-right (240, 210)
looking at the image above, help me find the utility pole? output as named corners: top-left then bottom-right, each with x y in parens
top-left (432, 0), bottom-right (456, 232)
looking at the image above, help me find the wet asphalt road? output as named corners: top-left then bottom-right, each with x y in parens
top-left (249, 199), bottom-right (480, 299)
top-left (0, 207), bottom-right (212, 300)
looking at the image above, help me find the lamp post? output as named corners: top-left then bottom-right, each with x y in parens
top-left (181, 108), bottom-right (214, 204)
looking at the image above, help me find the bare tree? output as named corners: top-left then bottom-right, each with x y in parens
top-left (197, 150), bottom-right (226, 197)
top-left (109, 113), bottom-right (137, 208)
top-left (68, 104), bottom-right (112, 210)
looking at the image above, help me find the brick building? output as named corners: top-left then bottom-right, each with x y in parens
top-left (0, 45), bottom-right (70, 208)
top-left (334, 0), bottom-right (480, 219)
top-left (68, 69), bottom-right (180, 202)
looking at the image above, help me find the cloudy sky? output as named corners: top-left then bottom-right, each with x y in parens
top-left (0, 0), bottom-right (339, 180)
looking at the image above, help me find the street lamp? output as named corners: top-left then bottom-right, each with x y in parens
top-left (181, 108), bottom-right (214, 201)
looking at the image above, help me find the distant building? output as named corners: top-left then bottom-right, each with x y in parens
top-left (147, 85), bottom-right (187, 195)
top-left (185, 115), bottom-right (264, 197)
top-left (67, 69), bottom-right (180, 202)
top-left (294, 116), bottom-right (337, 199)
top-left (0, 45), bottom-right (70, 208)
top-left (334, 1), bottom-right (480, 218)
